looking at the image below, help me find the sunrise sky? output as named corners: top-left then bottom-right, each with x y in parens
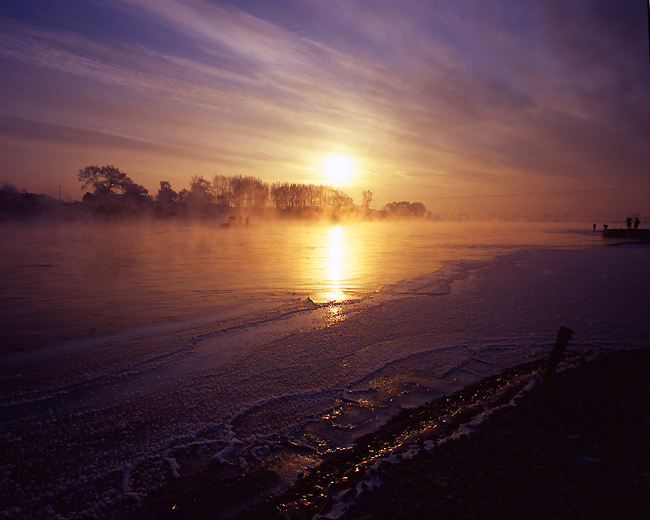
top-left (1, 0), bottom-right (649, 216)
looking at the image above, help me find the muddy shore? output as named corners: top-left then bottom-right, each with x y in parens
top-left (235, 347), bottom-right (650, 520)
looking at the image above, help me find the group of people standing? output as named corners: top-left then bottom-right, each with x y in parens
top-left (594, 217), bottom-right (641, 232)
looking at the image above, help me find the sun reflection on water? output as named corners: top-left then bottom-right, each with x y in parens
top-left (325, 225), bottom-right (346, 302)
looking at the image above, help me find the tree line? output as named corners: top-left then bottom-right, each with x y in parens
top-left (77, 164), bottom-right (431, 220)
top-left (78, 165), bottom-right (359, 213)
top-left (0, 165), bottom-right (429, 220)
top-left (0, 181), bottom-right (63, 219)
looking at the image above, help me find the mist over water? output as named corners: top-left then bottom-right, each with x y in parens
top-left (0, 220), bottom-right (595, 352)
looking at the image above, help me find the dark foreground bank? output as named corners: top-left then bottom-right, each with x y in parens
top-left (236, 347), bottom-right (650, 520)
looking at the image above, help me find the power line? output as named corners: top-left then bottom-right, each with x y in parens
top-left (373, 186), bottom-right (650, 202)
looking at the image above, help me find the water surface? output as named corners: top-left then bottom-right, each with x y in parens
top-left (0, 219), bottom-right (598, 352)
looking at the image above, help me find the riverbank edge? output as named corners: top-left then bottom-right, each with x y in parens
top-left (235, 346), bottom-right (650, 520)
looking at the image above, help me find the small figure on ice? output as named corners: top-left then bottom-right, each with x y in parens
top-left (626, 217), bottom-right (632, 229)
top-left (634, 217), bottom-right (640, 230)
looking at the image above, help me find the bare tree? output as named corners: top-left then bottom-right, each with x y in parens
top-left (270, 182), bottom-right (354, 211)
top-left (189, 175), bottom-right (213, 206)
top-left (362, 190), bottom-right (373, 211)
top-left (212, 175), bottom-right (233, 206)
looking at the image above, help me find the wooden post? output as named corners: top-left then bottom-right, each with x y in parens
top-left (544, 326), bottom-right (573, 394)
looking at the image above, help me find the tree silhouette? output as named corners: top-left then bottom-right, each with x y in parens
top-left (383, 201), bottom-right (427, 217)
top-left (156, 181), bottom-right (178, 203)
top-left (189, 175), bottom-right (213, 206)
top-left (268, 182), bottom-right (354, 211)
top-left (78, 165), bottom-right (147, 197)
top-left (123, 182), bottom-right (149, 198)
top-left (212, 175), bottom-right (233, 206)
top-left (362, 190), bottom-right (373, 211)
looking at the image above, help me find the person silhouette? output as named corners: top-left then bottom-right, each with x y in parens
top-left (626, 217), bottom-right (632, 229)
top-left (603, 224), bottom-right (608, 231)
top-left (593, 223), bottom-right (597, 231)
top-left (634, 217), bottom-right (640, 230)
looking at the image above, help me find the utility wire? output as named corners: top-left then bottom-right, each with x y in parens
top-left (372, 186), bottom-right (650, 202)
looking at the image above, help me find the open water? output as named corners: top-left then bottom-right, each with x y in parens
top-left (0, 219), bottom-right (596, 353)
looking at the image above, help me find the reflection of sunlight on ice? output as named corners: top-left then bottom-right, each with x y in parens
top-left (328, 305), bottom-right (343, 322)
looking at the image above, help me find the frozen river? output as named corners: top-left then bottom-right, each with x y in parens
top-left (1, 220), bottom-right (648, 519)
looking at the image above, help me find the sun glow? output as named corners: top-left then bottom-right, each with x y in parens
top-left (324, 154), bottom-right (353, 184)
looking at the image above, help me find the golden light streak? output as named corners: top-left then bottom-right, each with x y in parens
top-left (326, 225), bottom-right (346, 303)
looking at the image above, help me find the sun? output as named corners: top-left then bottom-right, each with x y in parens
top-left (324, 154), bottom-right (353, 184)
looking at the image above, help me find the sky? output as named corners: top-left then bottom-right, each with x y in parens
top-left (1, 0), bottom-right (649, 217)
